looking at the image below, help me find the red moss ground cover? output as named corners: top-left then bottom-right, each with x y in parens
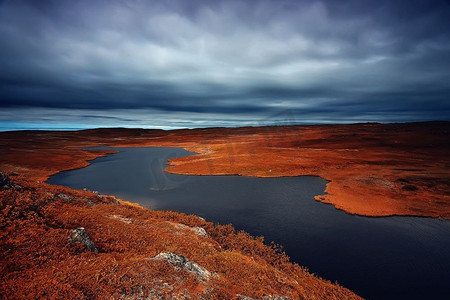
top-left (0, 177), bottom-right (360, 299)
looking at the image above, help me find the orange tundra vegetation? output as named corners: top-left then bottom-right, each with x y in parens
top-left (0, 180), bottom-right (360, 299)
top-left (0, 121), bottom-right (449, 298)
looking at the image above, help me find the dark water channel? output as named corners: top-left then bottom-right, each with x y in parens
top-left (47, 147), bottom-right (450, 299)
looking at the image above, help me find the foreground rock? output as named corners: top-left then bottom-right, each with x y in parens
top-left (55, 193), bottom-right (73, 202)
top-left (171, 222), bottom-right (209, 238)
top-left (0, 172), bottom-right (12, 189)
top-left (69, 227), bottom-right (98, 252)
top-left (151, 252), bottom-right (212, 280)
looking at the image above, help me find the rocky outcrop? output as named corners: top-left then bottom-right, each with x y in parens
top-left (0, 172), bottom-right (12, 189)
top-left (263, 296), bottom-right (293, 300)
top-left (69, 227), bottom-right (98, 252)
top-left (108, 214), bottom-right (133, 224)
top-left (192, 226), bottom-right (208, 238)
top-left (55, 193), bottom-right (73, 202)
top-left (172, 222), bottom-right (208, 238)
top-left (151, 252), bottom-right (212, 280)
top-left (237, 295), bottom-right (258, 300)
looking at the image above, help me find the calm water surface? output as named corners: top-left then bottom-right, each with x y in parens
top-left (48, 147), bottom-right (450, 299)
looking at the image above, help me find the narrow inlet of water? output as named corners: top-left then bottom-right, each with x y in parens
top-left (47, 147), bottom-right (450, 299)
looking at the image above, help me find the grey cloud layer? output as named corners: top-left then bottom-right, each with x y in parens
top-left (1, 0), bottom-right (449, 126)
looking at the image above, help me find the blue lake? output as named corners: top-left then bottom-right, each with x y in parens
top-left (47, 147), bottom-right (450, 299)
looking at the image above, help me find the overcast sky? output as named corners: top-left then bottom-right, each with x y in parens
top-left (1, 0), bottom-right (449, 130)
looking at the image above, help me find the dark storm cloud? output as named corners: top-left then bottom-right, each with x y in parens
top-left (0, 0), bottom-right (449, 128)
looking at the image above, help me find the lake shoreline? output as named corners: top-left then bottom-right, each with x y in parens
top-left (0, 156), bottom-right (361, 299)
top-left (2, 122), bottom-right (448, 218)
top-left (46, 146), bottom-right (450, 299)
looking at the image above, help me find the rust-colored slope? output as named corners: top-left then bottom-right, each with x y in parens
top-left (0, 174), bottom-right (359, 299)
